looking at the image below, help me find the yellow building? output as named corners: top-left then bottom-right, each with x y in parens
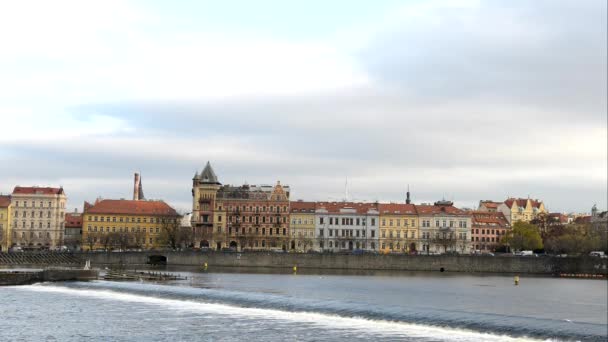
top-left (378, 203), bottom-right (419, 253)
top-left (498, 198), bottom-right (547, 224)
top-left (0, 195), bottom-right (11, 251)
top-left (82, 199), bottom-right (180, 250)
top-left (289, 201), bottom-right (316, 252)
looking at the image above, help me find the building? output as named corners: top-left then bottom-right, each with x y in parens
top-left (216, 181), bottom-right (290, 251)
top-left (191, 162), bottom-right (222, 248)
top-left (378, 203), bottom-right (418, 253)
top-left (478, 200), bottom-right (502, 212)
top-left (548, 212), bottom-right (569, 225)
top-left (82, 199), bottom-right (180, 250)
top-left (470, 211), bottom-right (510, 253)
top-left (416, 200), bottom-right (471, 254)
top-left (0, 195), bottom-right (11, 251)
top-left (64, 209), bottom-right (83, 251)
top-left (497, 198), bottom-right (546, 224)
top-left (315, 202), bottom-right (379, 252)
top-left (191, 161), bottom-right (291, 251)
top-left (10, 186), bottom-right (67, 249)
top-left (289, 201), bottom-right (316, 252)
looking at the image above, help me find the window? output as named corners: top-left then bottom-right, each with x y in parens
top-left (371, 218), bottom-right (376, 226)
top-left (319, 229), bottom-right (324, 237)
top-left (371, 230), bottom-right (375, 238)
top-left (320, 217), bottom-right (324, 225)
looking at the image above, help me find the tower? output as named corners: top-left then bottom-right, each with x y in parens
top-left (192, 161), bottom-right (222, 231)
top-left (406, 185), bottom-right (411, 204)
top-left (133, 173), bottom-right (145, 201)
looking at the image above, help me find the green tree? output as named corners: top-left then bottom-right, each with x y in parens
top-left (501, 221), bottom-right (543, 251)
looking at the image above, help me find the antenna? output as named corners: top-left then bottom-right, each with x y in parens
top-left (344, 176), bottom-right (350, 202)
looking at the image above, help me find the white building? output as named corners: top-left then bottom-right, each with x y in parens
top-left (315, 202), bottom-right (379, 252)
top-left (416, 200), bottom-right (471, 254)
top-left (10, 186), bottom-right (67, 249)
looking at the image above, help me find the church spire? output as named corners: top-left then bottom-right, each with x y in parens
top-left (406, 184), bottom-right (411, 204)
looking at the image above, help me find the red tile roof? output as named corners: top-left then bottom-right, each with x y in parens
top-left (12, 186), bottom-right (64, 195)
top-left (316, 202), bottom-right (379, 215)
top-left (471, 211), bottom-right (510, 227)
top-left (415, 204), bottom-right (467, 216)
top-left (480, 201), bottom-right (501, 209)
top-left (574, 216), bottom-right (592, 224)
top-left (0, 195), bottom-right (11, 207)
top-left (85, 199), bottom-right (179, 217)
top-left (290, 201), bottom-right (316, 213)
top-left (379, 203), bottom-right (417, 215)
top-left (549, 213), bottom-right (568, 224)
top-left (504, 198), bottom-right (542, 209)
top-left (65, 213), bottom-right (83, 228)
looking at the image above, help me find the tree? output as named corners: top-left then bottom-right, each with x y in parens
top-left (432, 230), bottom-right (458, 253)
top-left (159, 216), bottom-right (184, 250)
top-left (501, 221), bottom-right (543, 251)
top-left (84, 232), bottom-right (98, 251)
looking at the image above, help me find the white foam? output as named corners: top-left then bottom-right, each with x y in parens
top-left (19, 284), bottom-right (553, 342)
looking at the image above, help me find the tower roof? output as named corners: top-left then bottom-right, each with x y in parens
top-left (198, 161), bottom-right (220, 184)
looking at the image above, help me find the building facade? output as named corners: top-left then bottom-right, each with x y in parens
top-left (378, 203), bottom-right (418, 253)
top-left (64, 210), bottom-right (83, 251)
top-left (217, 182), bottom-right (290, 251)
top-left (591, 204), bottom-right (608, 233)
top-left (315, 202), bottom-right (379, 252)
top-left (470, 211), bottom-right (510, 253)
top-left (498, 198), bottom-right (546, 224)
top-left (416, 200), bottom-right (471, 254)
top-left (191, 162), bottom-right (222, 248)
top-left (0, 195), bottom-right (11, 251)
top-left (82, 199), bottom-right (180, 250)
top-left (289, 201), bottom-right (316, 252)
top-left (10, 186), bottom-right (67, 249)
top-left (191, 161), bottom-right (291, 251)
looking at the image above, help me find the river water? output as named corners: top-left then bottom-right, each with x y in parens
top-left (1, 269), bottom-right (606, 341)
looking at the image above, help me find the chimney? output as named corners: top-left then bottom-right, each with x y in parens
top-left (133, 173), bottom-right (140, 200)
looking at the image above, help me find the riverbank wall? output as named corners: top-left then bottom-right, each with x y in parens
top-left (83, 251), bottom-right (608, 275)
top-left (0, 269), bottom-right (99, 286)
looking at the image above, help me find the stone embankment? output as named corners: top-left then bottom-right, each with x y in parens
top-left (0, 252), bottom-right (83, 266)
top-left (0, 269), bottom-right (99, 286)
top-left (84, 251), bottom-right (608, 276)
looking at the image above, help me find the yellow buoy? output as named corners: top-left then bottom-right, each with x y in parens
top-left (514, 275), bottom-right (520, 286)
top-left (293, 266), bottom-right (297, 273)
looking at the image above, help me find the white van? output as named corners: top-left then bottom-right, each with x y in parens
top-left (589, 251), bottom-right (606, 258)
top-left (516, 250), bottom-right (535, 257)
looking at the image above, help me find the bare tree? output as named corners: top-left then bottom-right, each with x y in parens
top-left (432, 230), bottom-right (458, 254)
top-left (159, 217), bottom-right (183, 250)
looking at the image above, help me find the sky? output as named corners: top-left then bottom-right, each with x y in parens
top-left (0, 0), bottom-right (606, 213)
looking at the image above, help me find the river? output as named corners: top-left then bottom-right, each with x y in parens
top-left (1, 269), bottom-right (606, 341)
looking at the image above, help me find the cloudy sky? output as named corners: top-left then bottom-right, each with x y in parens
top-left (0, 0), bottom-right (606, 213)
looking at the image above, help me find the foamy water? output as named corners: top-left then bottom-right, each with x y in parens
top-left (1, 271), bottom-right (605, 341)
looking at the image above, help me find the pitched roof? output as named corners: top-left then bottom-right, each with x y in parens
top-left (197, 161), bottom-right (220, 184)
top-left (574, 216), bottom-right (592, 224)
top-left (471, 211), bottom-right (510, 227)
top-left (378, 203), bottom-right (417, 215)
top-left (12, 186), bottom-right (64, 195)
top-left (290, 201), bottom-right (316, 213)
top-left (316, 202), bottom-right (379, 215)
top-left (0, 195), bottom-right (11, 207)
top-left (64, 213), bottom-right (83, 228)
top-left (549, 212), bottom-right (568, 223)
top-left (504, 198), bottom-right (543, 209)
top-left (415, 204), bottom-right (467, 216)
top-left (479, 201), bottom-right (501, 209)
top-left (84, 199), bottom-right (179, 217)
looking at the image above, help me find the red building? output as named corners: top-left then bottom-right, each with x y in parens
top-left (470, 211), bottom-right (510, 252)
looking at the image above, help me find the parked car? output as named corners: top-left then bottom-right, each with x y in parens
top-left (515, 250), bottom-right (536, 257)
top-left (589, 251), bottom-right (607, 258)
top-left (9, 246), bottom-right (23, 253)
